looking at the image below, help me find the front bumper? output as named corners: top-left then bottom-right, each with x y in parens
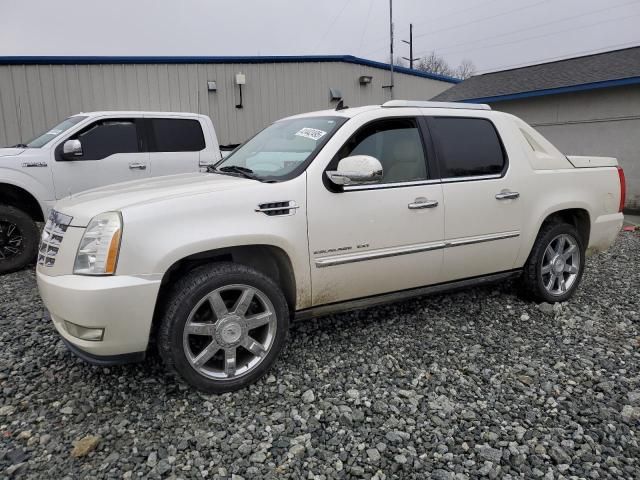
top-left (37, 270), bottom-right (162, 359)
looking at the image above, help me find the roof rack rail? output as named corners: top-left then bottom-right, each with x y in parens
top-left (382, 100), bottom-right (491, 110)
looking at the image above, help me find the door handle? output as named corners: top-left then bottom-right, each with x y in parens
top-left (129, 162), bottom-right (147, 170)
top-left (408, 198), bottom-right (439, 209)
top-left (495, 191), bottom-right (520, 200)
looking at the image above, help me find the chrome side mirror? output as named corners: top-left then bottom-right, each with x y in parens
top-left (326, 155), bottom-right (383, 186)
top-left (62, 139), bottom-right (83, 159)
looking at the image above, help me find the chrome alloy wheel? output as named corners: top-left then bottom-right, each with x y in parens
top-left (0, 220), bottom-right (23, 261)
top-left (182, 284), bottom-right (277, 380)
top-left (541, 233), bottom-right (580, 296)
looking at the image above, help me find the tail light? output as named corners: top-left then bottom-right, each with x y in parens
top-left (617, 166), bottom-right (626, 213)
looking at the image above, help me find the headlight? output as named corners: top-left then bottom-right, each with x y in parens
top-left (74, 212), bottom-right (122, 275)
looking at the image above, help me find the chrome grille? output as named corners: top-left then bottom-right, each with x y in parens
top-left (38, 210), bottom-right (72, 267)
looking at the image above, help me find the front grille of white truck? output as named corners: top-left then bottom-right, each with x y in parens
top-left (255, 201), bottom-right (299, 216)
top-left (38, 210), bottom-right (72, 267)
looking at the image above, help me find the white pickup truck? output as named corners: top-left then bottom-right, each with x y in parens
top-left (0, 111), bottom-right (222, 273)
top-left (36, 101), bottom-right (624, 393)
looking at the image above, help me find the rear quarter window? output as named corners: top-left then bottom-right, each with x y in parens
top-left (430, 117), bottom-right (506, 178)
top-left (149, 118), bottom-right (205, 152)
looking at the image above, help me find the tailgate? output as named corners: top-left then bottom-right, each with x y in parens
top-left (567, 155), bottom-right (618, 168)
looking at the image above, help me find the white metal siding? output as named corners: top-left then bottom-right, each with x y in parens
top-left (0, 61), bottom-right (452, 147)
top-left (491, 86), bottom-right (640, 210)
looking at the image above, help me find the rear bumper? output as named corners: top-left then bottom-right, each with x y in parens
top-left (588, 212), bottom-right (624, 254)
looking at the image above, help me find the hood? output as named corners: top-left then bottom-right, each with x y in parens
top-left (55, 172), bottom-right (250, 226)
top-left (0, 148), bottom-right (26, 157)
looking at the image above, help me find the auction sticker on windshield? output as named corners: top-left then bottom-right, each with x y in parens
top-left (295, 128), bottom-right (327, 141)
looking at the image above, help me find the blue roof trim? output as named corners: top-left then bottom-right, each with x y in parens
top-left (461, 76), bottom-right (640, 103)
top-left (0, 54), bottom-right (460, 84)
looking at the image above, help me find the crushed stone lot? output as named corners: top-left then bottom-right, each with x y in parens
top-left (1, 232), bottom-right (639, 479)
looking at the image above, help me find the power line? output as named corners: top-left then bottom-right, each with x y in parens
top-left (357, 0), bottom-right (375, 55)
top-left (411, 0), bottom-right (551, 40)
top-left (423, 0), bottom-right (639, 55)
top-left (363, 0), bottom-right (550, 56)
top-left (416, 10), bottom-right (640, 58)
top-left (365, 0), bottom-right (504, 52)
top-left (475, 41), bottom-right (640, 74)
top-left (310, 0), bottom-right (352, 53)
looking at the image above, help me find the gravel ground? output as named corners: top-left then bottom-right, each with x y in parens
top-left (1, 232), bottom-right (639, 479)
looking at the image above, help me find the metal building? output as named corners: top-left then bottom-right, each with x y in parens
top-left (434, 46), bottom-right (640, 212)
top-left (0, 55), bottom-right (457, 148)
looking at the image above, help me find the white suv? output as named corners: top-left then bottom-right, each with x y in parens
top-left (36, 101), bottom-right (624, 392)
top-left (0, 111), bottom-right (221, 273)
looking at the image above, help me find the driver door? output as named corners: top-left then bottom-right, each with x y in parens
top-left (306, 113), bottom-right (445, 306)
top-left (50, 117), bottom-right (149, 198)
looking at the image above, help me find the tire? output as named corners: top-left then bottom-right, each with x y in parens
top-left (0, 205), bottom-right (40, 275)
top-left (521, 222), bottom-right (585, 303)
top-left (158, 262), bottom-right (289, 393)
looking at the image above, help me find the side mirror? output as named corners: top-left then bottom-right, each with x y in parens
top-left (326, 155), bottom-right (383, 186)
top-left (62, 139), bottom-right (83, 159)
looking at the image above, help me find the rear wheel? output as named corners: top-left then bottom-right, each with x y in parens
top-left (0, 205), bottom-right (39, 274)
top-left (158, 262), bottom-right (289, 393)
top-left (521, 222), bottom-right (585, 303)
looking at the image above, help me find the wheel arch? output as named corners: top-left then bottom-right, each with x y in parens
top-left (153, 244), bottom-right (298, 324)
top-left (0, 182), bottom-right (45, 222)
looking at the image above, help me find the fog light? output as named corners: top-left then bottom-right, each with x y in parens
top-left (64, 321), bottom-right (104, 341)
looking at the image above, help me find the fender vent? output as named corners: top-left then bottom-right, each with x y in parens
top-left (255, 201), bottom-right (299, 216)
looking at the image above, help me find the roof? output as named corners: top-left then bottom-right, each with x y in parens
top-left (433, 46), bottom-right (640, 103)
top-left (0, 54), bottom-right (460, 84)
top-left (72, 111), bottom-right (209, 118)
top-left (282, 101), bottom-right (502, 121)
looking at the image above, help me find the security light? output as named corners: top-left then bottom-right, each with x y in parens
top-left (359, 75), bottom-right (373, 85)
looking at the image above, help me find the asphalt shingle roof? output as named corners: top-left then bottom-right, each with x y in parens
top-left (433, 46), bottom-right (640, 101)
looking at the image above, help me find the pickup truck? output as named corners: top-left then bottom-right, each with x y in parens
top-left (0, 111), bottom-right (222, 273)
top-left (36, 100), bottom-right (625, 393)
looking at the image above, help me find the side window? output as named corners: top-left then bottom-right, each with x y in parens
top-left (336, 118), bottom-right (427, 184)
top-left (149, 119), bottom-right (205, 152)
top-left (430, 117), bottom-right (505, 178)
top-left (71, 119), bottom-right (140, 160)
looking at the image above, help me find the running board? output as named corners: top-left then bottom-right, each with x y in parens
top-left (294, 270), bottom-right (522, 321)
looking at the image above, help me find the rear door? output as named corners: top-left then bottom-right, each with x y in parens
top-left (145, 117), bottom-right (206, 176)
top-left (426, 114), bottom-right (526, 281)
top-left (50, 116), bottom-right (149, 197)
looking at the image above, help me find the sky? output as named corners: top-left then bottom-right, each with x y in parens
top-left (1, 0), bottom-right (639, 73)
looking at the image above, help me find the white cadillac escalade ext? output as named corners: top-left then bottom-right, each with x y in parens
top-left (0, 111), bottom-right (222, 273)
top-left (36, 101), bottom-right (625, 393)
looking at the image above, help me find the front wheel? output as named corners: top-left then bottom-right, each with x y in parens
top-left (158, 262), bottom-right (289, 393)
top-left (0, 205), bottom-right (40, 275)
top-left (521, 222), bottom-right (585, 303)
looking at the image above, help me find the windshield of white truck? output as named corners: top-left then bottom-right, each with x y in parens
top-left (215, 116), bottom-right (346, 180)
top-left (24, 116), bottom-right (88, 148)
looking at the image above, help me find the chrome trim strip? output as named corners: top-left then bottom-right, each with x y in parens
top-left (446, 230), bottom-right (520, 247)
top-left (440, 173), bottom-right (502, 183)
top-left (313, 231), bottom-right (520, 267)
top-left (295, 270), bottom-right (521, 321)
top-left (315, 241), bottom-right (446, 267)
top-left (344, 179), bottom-right (440, 191)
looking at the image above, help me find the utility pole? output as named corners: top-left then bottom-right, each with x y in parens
top-left (383, 0), bottom-right (394, 98)
top-left (402, 23), bottom-right (419, 69)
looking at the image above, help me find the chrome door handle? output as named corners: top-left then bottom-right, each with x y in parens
top-left (495, 191), bottom-right (519, 200)
top-left (129, 162), bottom-right (147, 170)
top-left (408, 198), bottom-right (439, 209)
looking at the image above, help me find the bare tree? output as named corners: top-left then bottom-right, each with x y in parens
top-left (415, 51), bottom-right (476, 80)
top-left (454, 59), bottom-right (476, 79)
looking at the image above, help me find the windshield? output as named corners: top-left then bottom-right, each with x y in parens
top-left (25, 116), bottom-right (87, 148)
top-left (216, 116), bottom-right (346, 179)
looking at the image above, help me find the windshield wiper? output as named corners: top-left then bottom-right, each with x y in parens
top-left (212, 165), bottom-right (260, 181)
top-left (11, 143), bottom-right (28, 148)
